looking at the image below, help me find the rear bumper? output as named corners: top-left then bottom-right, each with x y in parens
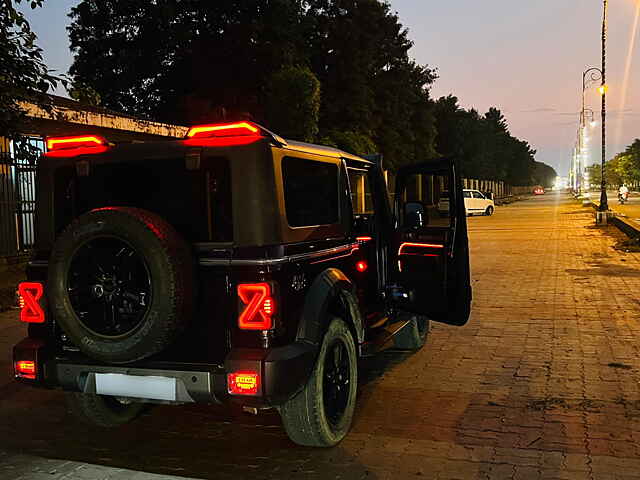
top-left (13, 337), bottom-right (317, 407)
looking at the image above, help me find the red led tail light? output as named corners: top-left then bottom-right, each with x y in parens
top-left (14, 360), bottom-right (36, 380)
top-left (46, 135), bottom-right (107, 151)
top-left (398, 242), bottom-right (444, 257)
top-left (186, 122), bottom-right (260, 139)
top-left (237, 283), bottom-right (275, 330)
top-left (227, 371), bottom-right (260, 396)
top-left (45, 135), bottom-right (109, 157)
top-left (17, 282), bottom-right (44, 323)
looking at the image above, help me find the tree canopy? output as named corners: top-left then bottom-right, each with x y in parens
top-left (433, 95), bottom-right (551, 185)
top-left (67, 0), bottom-right (548, 180)
top-left (1, 0), bottom-right (61, 158)
top-left (589, 139), bottom-right (640, 188)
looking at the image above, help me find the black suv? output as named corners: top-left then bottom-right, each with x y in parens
top-left (14, 122), bottom-right (471, 447)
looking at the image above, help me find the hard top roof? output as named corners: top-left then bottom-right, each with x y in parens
top-left (282, 139), bottom-right (373, 165)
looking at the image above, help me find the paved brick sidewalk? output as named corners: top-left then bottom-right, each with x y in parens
top-left (0, 451), bottom-right (197, 480)
top-left (1, 193), bottom-right (640, 479)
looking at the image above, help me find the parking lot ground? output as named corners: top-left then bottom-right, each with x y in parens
top-left (2, 192), bottom-right (640, 479)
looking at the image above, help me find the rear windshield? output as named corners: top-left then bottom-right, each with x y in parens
top-left (53, 157), bottom-right (232, 242)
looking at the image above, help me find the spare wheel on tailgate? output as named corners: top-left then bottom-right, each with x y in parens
top-left (47, 207), bottom-right (195, 364)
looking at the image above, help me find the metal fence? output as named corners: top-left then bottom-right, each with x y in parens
top-left (0, 150), bottom-right (38, 257)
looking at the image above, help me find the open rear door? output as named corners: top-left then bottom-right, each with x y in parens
top-left (391, 158), bottom-right (471, 326)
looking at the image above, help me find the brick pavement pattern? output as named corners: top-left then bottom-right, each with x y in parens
top-left (1, 193), bottom-right (640, 479)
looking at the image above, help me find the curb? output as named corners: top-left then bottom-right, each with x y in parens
top-left (583, 200), bottom-right (640, 239)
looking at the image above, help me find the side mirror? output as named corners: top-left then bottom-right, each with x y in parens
top-left (404, 201), bottom-right (426, 228)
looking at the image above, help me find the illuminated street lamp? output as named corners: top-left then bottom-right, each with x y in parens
top-left (578, 68), bottom-right (602, 195)
top-left (599, 0), bottom-right (609, 212)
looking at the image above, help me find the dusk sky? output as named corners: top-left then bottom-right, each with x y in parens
top-left (23, 1), bottom-right (640, 176)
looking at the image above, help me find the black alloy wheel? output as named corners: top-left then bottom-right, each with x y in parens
top-left (279, 316), bottom-right (358, 447)
top-left (67, 236), bottom-right (152, 338)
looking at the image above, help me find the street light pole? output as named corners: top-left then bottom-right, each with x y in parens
top-left (580, 68), bottom-right (602, 195)
top-left (599, 0), bottom-right (609, 211)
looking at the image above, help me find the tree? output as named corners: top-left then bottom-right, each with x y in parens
top-left (68, 1), bottom-right (306, 124)
top-left (69, 0), bottom-right (439, 170)
top-left (1, 0), bottom-right (61, 159)
top-left (586, 164), bottom-right (602, 188)
top-left (265, 65), bottom-right (320, 142)
top-left (531, 161), bottom-right (557, 188)
top-left (304, 0), bottom-right (437, 169)
top-left (433, 97), bottom-right (540, 185)
top-left (603, 139), bottom-right (640, 188)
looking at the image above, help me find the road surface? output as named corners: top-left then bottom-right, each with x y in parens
top-left (2, 192), bottom-right (640, 480)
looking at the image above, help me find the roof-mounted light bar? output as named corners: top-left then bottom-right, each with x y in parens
top-left (186, 122), bottom-right (261, 139)
top-left (46, 135), bottom-right (108, 151)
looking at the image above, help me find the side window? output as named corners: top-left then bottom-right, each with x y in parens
top-left (400, 173), bottom-right (451, 228)
top-left (472, 191), bottom-right (484, 199)
top-left (463, 191), bottom-right (472, 198)
top-left (348, 168), bottom-right (374, 215)
top-left (282, 157), bottom-right (339, 227)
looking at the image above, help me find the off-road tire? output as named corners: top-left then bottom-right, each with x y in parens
top-left (66, 392), bottom-right (146, 428)
top-left (393, 314), bottom-right (430, 350)
top-left (279, 317), bottom-right (357, 447)
top-left (485, 206), bottom-right (494, 216)
top-left (48, 207), bottom-right (195, 364)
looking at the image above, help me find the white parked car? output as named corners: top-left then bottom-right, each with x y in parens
top-left (463, 189), bottom-right (494, 216)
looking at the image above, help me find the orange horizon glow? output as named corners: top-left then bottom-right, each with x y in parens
top-left (614, 1), bottom-right (640, 149)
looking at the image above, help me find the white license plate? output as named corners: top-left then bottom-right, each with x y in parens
top-left (95, 373), bottom-right (177, 401)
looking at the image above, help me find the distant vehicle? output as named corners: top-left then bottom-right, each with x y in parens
top-left (533, 186), bottom-right (545, 195)
top-left (619, 192), bottom-right (629, 204)
top-left (462, 189), bottom-right (495, 216)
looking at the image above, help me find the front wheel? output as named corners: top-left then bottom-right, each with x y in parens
top-left (279, 317), bottom-right (358, 447)
top-left (485, 206), bottom-right (494, 216)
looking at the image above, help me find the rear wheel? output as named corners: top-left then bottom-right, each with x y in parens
top-left (66, 392), bottom-right (146, 428)
top-left (279, 317), bottom-right (357, 447)
top-left (485, 206), bottom-right (494, 216)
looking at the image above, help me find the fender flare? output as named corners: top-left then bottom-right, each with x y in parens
top-left (296, 268), bottom-right (365, 348)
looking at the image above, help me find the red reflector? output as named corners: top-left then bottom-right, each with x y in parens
top-left (237, 283), bottom-right (275, 330)
top-left (17, 291), bottom-right (25, 309)
top-left (46, 135), bottom-right (107, 151)
top-left (15, 360), bottom-right (36, 380)
top-left (18, 282), bottom-right (44, 323)
top-left (398, 242), bottom-right (444, 257)
top-left (356, 260), bottom-right (368, 272)
top-left (228, 371), bottom-right (260, 395)
top-left (186, 122), bottom-right (260, 139)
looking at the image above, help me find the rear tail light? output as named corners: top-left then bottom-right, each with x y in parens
top-left (237, 283), bottom-right (276, 330)
top-left (227, 371), bottom-right (260, 396)
top-left (186, 122), bottom-right (260, 139)
top-left (46, 135), bottom-right (107, 151)
top-left (14, 360), bottom-right (36, 380)
top-left (45, 135), bottom-right (109, 158)
top-left (17, 282), bottom-right (45, 323)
